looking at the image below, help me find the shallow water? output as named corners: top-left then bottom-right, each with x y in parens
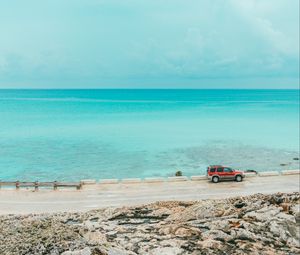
top-left (0, 89), bottom-right (299, 181)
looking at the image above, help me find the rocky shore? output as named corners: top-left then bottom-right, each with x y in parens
top-left (0, 192), bottom-right (299, 255)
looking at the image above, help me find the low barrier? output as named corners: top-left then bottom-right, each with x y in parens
top-left (258, 171), bottom-right (280, 177)
top-left (190, 175), bottom-right (207, 181)
top-left (244, 172), bottom-right (257, 177)
top-left (99, 179), bottom-right (119, 184)
top-left (144, 177), bottom-right (165, 183)
top-left (167, 176), bottom-right (189, 182)
top-left (122, 178), bottom-right (142, 184)
top-left (95, 169), bottom-right (299, 184)
top-left (281, 169), bottom-right (300, 175)
top-left (0, 170), bottom-right (298, 190)
top-left (0, 181), bottom-right (82, 190)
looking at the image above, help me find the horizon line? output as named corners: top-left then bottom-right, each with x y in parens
top-left (0, 88), bottom-right (299, 90)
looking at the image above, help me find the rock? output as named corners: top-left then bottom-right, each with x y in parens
top-left (291, 204), bottom-right (300, 220)
top-left (245, 169), bottom-right (258, 174)
top-left (175, 171), bottom-right (182, 176)
top-left (231, 228), bottom-right (256, 241)
top-left (107, 247), bottom-right (132, 255)
top-left (174, 227), bottom-right (201, 238)
top-left (83, 220), bottom-right (100, 231)
top-left (171, 199), bottom-right (234, 222)
top-left (271, 194), bottom-right (284, 205)
top-left (0, 192), bottom-right (299, 255)
top-left (197, 239), bottom-right (223, 250)
top-left (61, 247), bottom-right (92, 255)
top-left (276, 212), bottom-right (296, 222)
top-left (148, 247), bottom-right (183, 255)
top-left (84, 231), bottom-right (107, 245)
top-left (269, 220), bottom-right (282, 237)
top-left (244, 206), bottom-right (281, 221)
top-left (159, 239), bottom-right (181, 247)
top-left (202, 219), bottom-right (231, 232)
top-left (234, 201), bottom-right (247, 208)
top-left (274, 220), bottom-right (299, 246)
top-left (280, 203), bottom-right (290, 212)
top-left (202, 229), bottom-right (233, 242)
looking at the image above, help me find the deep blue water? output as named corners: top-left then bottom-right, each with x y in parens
top-left (0, 89), bottom-right (299, 181)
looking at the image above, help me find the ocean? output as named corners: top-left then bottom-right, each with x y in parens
top-left (0, 89), bottom-right (299, 181)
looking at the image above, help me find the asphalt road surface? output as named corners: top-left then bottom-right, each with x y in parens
top-left (0, 175), bottom-right (299, 214)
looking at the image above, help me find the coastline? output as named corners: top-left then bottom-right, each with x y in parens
top-left (0, 174), bottom-right (299, 215)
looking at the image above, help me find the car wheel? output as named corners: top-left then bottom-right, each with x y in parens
top-left (235, 175), bottom-right (242, 182)
top-left (212, 176), bottom-right (219, 183)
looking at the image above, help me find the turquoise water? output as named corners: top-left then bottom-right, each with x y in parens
top-left (0, 89), bottom-right (299, 181)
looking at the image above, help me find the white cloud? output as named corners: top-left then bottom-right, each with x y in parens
top-left (0, 0), bottom-right (298, 87)
top-left (230, 0), bottom-right (299, 56)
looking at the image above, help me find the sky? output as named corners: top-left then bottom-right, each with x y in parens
top-left (0, 0), bottom-right (299, 89)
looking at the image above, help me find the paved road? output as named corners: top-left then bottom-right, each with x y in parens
top-left (0, 175), bottom-right (299, 214)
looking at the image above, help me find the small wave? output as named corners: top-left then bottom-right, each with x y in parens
top-left (0, 97), bottom-right (177, 103)
top-left (0, 97), bottom-right (297, 105)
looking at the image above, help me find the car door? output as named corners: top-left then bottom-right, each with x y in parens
top-left (223, 167), bottom-right (235, 180)
top-left (208, 167), bottom-right (216, 177)
top-left (216, 167), bottom-right (225, 180)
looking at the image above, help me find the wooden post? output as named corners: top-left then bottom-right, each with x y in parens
top-left (77, 182), bottom-right (82, 190)
top-left (16, 181), bottom-right (20, 190)
top-left (34, 181), bottom-right (39, 191)
top-left (54, 181), bottom-right (57, 190)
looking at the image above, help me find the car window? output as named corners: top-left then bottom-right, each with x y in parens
top-left (210, 168), bottom-right (216, 172)
top-left (217, 168), bottom-right (223, 172)
top-left (224, 168), bottom-right (233, 172)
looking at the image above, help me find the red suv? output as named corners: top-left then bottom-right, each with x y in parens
top-left (207, 165), bottom-right (245, 183)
